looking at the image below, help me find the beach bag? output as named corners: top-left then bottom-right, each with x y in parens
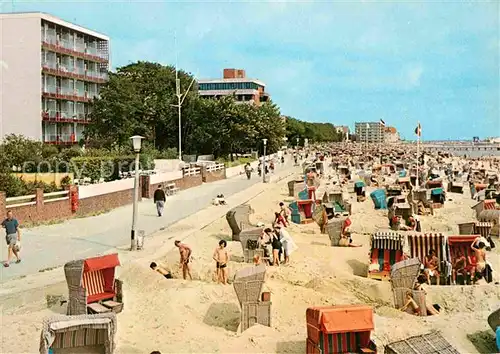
top-left (13, 242), bottom-right (21, 252)
top-left (247, 239), bottom-right (258, 250)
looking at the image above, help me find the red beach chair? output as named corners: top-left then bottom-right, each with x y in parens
top-left (64, 253), bottom-right (123, 315)
top-left (306, 305), bottom-right (376, 354)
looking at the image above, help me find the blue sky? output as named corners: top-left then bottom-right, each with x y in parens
top-left (2, 0), bottom-right (498, 140)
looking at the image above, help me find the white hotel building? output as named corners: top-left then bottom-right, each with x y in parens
top-left (0, 12), bottom-right (110, 145)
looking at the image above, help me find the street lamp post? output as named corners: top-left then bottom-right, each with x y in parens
top-left (130, 135), bottom-right (144, 251)
top-left (296, 137), bottom-right (299, 149)
top-left (262, 138), bottom-right (268, 183)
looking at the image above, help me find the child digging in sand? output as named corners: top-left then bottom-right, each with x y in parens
top-left (400, 291), bottom-right (421, 315)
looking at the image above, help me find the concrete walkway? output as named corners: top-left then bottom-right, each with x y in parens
top-left (0, 161), bottom-right (295, 284)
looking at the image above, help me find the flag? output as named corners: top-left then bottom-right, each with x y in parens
top-left (415, 123), bottom-right (421, 137)
top-left (380, 119), bottom-right (386, 127)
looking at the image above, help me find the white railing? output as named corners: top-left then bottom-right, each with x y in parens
top-left (183, 167), bottom-right (201, 176)
top-left (206, 163), bottom-right (225, 172)
top-left (6, 194), bottom-right (36, 208)
top-left (44, 190), bottom-right (70, 203)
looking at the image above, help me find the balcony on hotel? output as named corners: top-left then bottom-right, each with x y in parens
top-left (41, 84), bottom-right (98, 103)
top-left (42, 109), bottom-right (91, 124)
top-left (41, 30), bottom-right (109, 64)
top-left (43, 134), bottom-right (80, 145)
top-left (41, 61), bottom-right (108, 84)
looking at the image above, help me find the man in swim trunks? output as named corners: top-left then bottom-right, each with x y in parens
top-left (472, 240), bottom-right (487, 274)
top-left (213, 240), bottom-right (229, 284)
top-left (452, 250), bottom-right (466, 285)
top-left (424, 249), bottom-right (440, 285)
top-left (174, 240), bottom-right (192, 280)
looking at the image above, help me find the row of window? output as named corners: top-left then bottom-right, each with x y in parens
top-left (199, 82), bottom-right (262, 91)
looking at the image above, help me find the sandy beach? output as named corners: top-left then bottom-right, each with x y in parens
top-left (1, 167), bottom-right (499, 354)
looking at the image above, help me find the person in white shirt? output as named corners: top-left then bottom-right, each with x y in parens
top-left (274, 224), bottom-right (297, 264)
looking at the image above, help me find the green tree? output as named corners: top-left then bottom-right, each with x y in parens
top-left (86, 61), bottom-right (197, 150)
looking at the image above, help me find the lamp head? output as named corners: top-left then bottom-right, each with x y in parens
top-left (263, 138), bottom-right (268, 145)
top-left (130, 135), bottom-right (145, 153)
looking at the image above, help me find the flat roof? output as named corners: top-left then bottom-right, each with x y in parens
top-left (199, 89), bottom-right (260, 96)
top-left (0, 12), bottom-right (109, 40)
top-left (198, 77), bottom-right (266, 87)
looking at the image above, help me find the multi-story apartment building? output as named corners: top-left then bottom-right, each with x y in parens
top-left (384, 126), bottom-right (400, 143)
top-left (355, 122), bottom-right (385, 143)
top-left (0, 12), bottom-right (110, 145)
top-left (198, 69), bottom-right (270, 105)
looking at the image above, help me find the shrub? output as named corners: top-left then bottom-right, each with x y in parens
top-left (70, 156), bottom-right (115, 182)
top-left (60, 175), bottom-right (72, 189)
top-left (0, 173), bottom-right (26, 198)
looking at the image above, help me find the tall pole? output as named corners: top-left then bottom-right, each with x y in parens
top-left (263, 145), bottom-right (267, 183)
top-left (131, 151), bottom-right (140, 251)
top-left (177, 84), bottom-right (182, 161)
top-left (416, 121), bottom-right (420, 189)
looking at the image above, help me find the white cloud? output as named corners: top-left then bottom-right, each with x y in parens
top-left (407, 65), bottom-right (424, 87)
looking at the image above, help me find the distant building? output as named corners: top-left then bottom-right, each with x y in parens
top-left (335, 125), bottom-right (350, 141)
top-left (0, 12), bottom-right (110, 145)
top-left (384, 126), bottom-right (400, 143)
top-left (198, 69), bottom-right (270, 105)
top-left (355, 122), bottom-right (385, 143)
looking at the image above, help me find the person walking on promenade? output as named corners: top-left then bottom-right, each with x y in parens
top-left (244, 163), bottom-right (252, 180)
top-left (175, 240), bottom-right (193, 280)
top-left (2, 210), bottom-right (21, 267)
top-left (153, 184), bottom-right (166, 217)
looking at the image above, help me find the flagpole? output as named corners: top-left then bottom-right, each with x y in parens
top-left (416, 120), bottom-right (420, 189)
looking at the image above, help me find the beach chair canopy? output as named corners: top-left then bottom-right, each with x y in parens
top-left (306, 305), bottom-right (374, 334)
top-left (407, 233), bottom-right (449, 266)
top-left (430, 188), bottom-right (444, 196)
top-left (390, 258), bottom-right (421, 289)
top-left (478, 209), bottom-right (500, 222)
top-left (384, 331), bottom-right (460, 354)
top-left (370, 189), bottom-right (387, 209)
top-left (233, 264), bottom-right (266, 305)
top-left (370, 231), bottom-right (405, 250)
top-left (39, 313), bottom-right (117, 354)
top-left (84, 254), bottom-right (120, 273)
top-left (354, 181), bottom-right (366, 188)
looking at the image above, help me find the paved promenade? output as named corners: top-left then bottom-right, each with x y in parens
top-left (0, 162), bottom-right (295, 284)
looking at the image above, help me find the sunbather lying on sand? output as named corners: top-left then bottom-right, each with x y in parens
top-left (150, 262), bottom-right (172, 279)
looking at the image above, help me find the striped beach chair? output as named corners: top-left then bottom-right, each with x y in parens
top-left (39, 313), bottom-right (117, 354)
top-left (306, 305), bottom-right (376, 354)
top-left (448, 235), bottom-right (479, 285)
top-left (475, 222), bottom-right (493, 238)
top-left (367, 231), bottom-right (405, 281)
top-left (64, 254), bottom-right (123, 315)
top-left (407, 233), bottom-right (451, 285)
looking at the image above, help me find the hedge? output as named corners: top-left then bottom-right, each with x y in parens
top-left (70, 155), bottom-right (155, 182)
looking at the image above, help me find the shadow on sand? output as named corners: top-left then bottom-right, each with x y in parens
top-left (347, 259), bottom-right (368, 277)
top-left (203, 303), bottom-right (241, 332)
top-left (467, 330), bottom-right (497, 354)
top-left (211, 233), bottom-right (233, 242)
top-left (276, 341), bottom-right (306, 353)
